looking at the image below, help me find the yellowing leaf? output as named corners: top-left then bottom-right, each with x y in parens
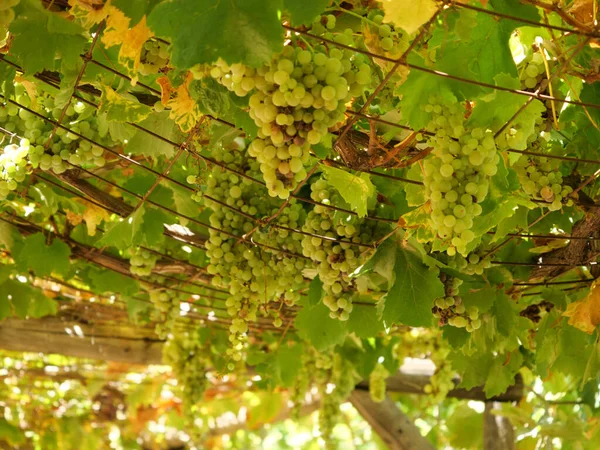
top-left (381, 0), bottom-right (439, 35)
top-left (563, 280), bottom-right (600, 334)
top-left (66, 199), bottom-right (110, 236)
top-left (157, 72), bottom-right (202, 132)
top-left (102, 5), bottom-right (154, 82)
top-left (99, 85), bottom-right (152, 122)
top-left (68, 0), bottom-right (109, 27)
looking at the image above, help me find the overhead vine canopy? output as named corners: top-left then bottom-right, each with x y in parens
top-left (2, 0), bottom-right (600, 448)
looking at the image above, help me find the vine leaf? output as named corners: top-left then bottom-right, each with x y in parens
top-left (382, 245), bottom-right (443, 327)
top-left (10, 0), bottom-right (87, 74)
top-left (102, 6), bottom-right (154, 81)
top-left (157, 73), bottom-right (202, 132)
top-left (380, 0), bottom-right (438, 35)
top-left (66, 199), bottom-right (110, 236)
top-left (563, 280), bottom-right (600, 334)
top-left (347, 301), bottom-right (384, 338)
top-left (125, 112), bottom-right (181, 159)
top-left (446, 404), bottom-right (483, 449)
top-left (98, 206), bottom-right (167, 250)
top-left (274, 342), bottom-right (304, 387)
top-left (295, 302), bottom-right (348, 351)
top-left (99, 86), bottom-right (153, 123)
top-left (13, 233), bottom-right (70, 277)
top-left (321, 166), bottom-right (376, 218)
top-left (484, 351), bottom-right (523, 398)
top-left (284, 0), bottom-right (329, 26)
top-left (84, 267), bottom-right (140, 297)
top-left (307, 276), bottom-right (323, 307)
top-left (0, 279), bottom-right (58, 320)
top-left (147, 0), bottom-right (284, 68)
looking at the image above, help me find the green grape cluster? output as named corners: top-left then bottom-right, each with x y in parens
top-left (127, 247), bottom-right (158, 276)
top-left (301, 177), bottom-right (382, 320)
top-left (210, 16), bottom-right (373, 198)
top-left (188, 146), bottom-right (306, 359)
top-left (162, 330), bottom-right (209, 410)
top-left (513, 151), bottom-right (573, 211)
top-left (448, 249), bottom-right (492, 275)
top-left (422, 96), bottom-right (499, 256)
top-left (0, 140), bottom-right (29, 200)
top-left (519, 50), bottom-right (550, 90)
top-left (138, 39), bottom-right (170, 76)
top-left (369, 363), bottom-right (389, 403)
top-left (0, 86), bottom-right (111, 180)
top-left (0, 0), bottom-right (19, 45)
top-left (433, 273), bottom-right (482, 332)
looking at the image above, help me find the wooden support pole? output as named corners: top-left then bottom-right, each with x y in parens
top-left (349, 391), bottom-right (435, 450)
top-left (484, 402), bottom-right (516, 450)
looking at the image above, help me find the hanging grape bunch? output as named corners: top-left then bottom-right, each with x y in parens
top-left (302, 176), bottom-right (384, 320)
top-left (138, 39), bottom-right (170, 76)
top-left (432, 273), bottom-right (482, 332)
top-left (210, 15), bottom-right (374, 198)
top-left (421, 96), bottom-right (499, 256)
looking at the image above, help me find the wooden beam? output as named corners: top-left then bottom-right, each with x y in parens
top-left (484, 402), bottom-right (516, 450)
top-left (356, 369), bottom-right (523, 403)
top-left (349, 391), bottom-right (435, 450)
top-left (0, 316), bottom-right (163, 365)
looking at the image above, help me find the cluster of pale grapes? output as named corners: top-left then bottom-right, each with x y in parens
top-left (210, 15), bottom-right (373, 198)
top-left (127, 247), bottom-right (157, 276)
top-left (518, 50), bottom-right (550, 90)
top-left (301, 177), bottom-right (382, 320)
top-left (363, 11), bottom-right (408, 60)
top-left (162, 330), bottom-right (209, 412)
top-left (188, 146), bottom-right (306, 360)
top-left (0, 0), bottom-right (19, 45)
top-left (422, 96), bottom-right (499, 256)
top-left (512, 135), bottom-right (573, 211)
top-left (448, 249), bottom-right (492, 276)
top-left (0, 140), bottom-right (28, 200)
top-left (433, 273), bottom-right (482, 332)
top-left (138, 39), bottom-right (170, 76)
top-left (369, 363), bottom-right (389, 403)
top-left (317, 353), bottom-right (360, 449)
top-left (0, 87), bottom-right (111, 180)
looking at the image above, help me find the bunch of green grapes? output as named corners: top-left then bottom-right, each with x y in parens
top-left (513, 146), bottom-right (573, 211)
top-left (317, 353), bottom-right (360, 448)
top-left (0, 139), bottom-right (29, 200)
top-left (433, 273), bottom-right (482, 332)
top-left (162, 330), bottom-right (210, 411)
top-left (0, 0), bottom-right (19, 45)
top-left (0, 86), bottom-right (111, 179)
top-left (369, 363), bottom-right (389, 403)
top-left (301, 177), bottom-right (383, 320)
top-left (138, 39), bottom-right (170, 76)
top-left (210, 16), bottom-right (373, 198)
top-left (519, 50), bottom-right (551, 91)
top-left (447, 248), bottom-right (492, 276)
top-left (421, 96), bottom-right (500, 256)
top-left (188, 145), bottom-right (307, 359)
top-left (127, 247), bottom-right (158, 276)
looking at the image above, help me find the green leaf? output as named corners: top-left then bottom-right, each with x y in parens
top-left (10, 0), bottom-right (87, 74)
top-left (347, 301), bottom-right (384, 338)
top-left (0, 279), bottom-right (57, 320)
top-left (461, 287), bottom-right (496, 314)
top-left (449, 350), bottom-right (493, 390)
top-left (98, 206), bottom-right (166, 250)
top-left (382, 245), bottom-right (443, 327)
top-left (99, 86), bottom-right (153, 123)
top-left (86, 268), bottom-right (140, 296)
top-left (13, 233), bottom-right (70, 277)
top-left (446, 404), bottom-right (483, 449)
top-left (484, 351), bottom-right (523, 398)
top-left (491, 292), bottom-right (515, 337)
top-left (0, 419), bottom-right (26, 445)
top-left (321, 165), bottom-right (376, 218)
top-left (125, 112), bottom-right (181, 159)
top-left (284, 0), bottom-right (329, 25)
top-left (295, 302), bottom-right (348, 351)
top-left (307, 276), bottom-right (323, 307)
top-left (147, 0), bottom-right (284, 68)
top-left (274, 342), bottom-right (304, 387)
